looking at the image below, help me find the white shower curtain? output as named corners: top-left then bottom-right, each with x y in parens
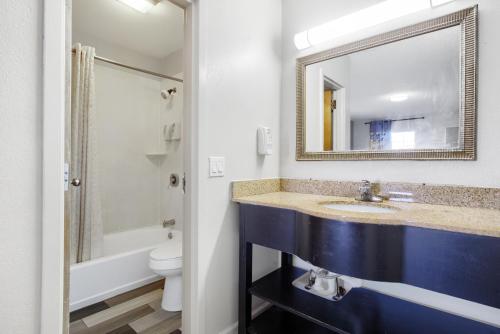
top-left (70, 43), bottom-right (103, 263)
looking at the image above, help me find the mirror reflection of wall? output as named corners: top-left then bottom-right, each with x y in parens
top-left (305, 25), bottom-right (461, 153)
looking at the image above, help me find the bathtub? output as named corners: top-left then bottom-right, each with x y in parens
top-left (70, 225), bottom-right (180, 311)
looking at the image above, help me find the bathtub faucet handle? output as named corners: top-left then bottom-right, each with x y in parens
top-left (162, 219), bottom-right (176, 228)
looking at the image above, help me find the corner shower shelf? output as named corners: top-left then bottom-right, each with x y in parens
top-left (145, 152), bottom-right (168, 157)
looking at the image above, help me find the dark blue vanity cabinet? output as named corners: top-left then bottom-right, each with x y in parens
top-left (238, 204), bottom-right (500, 334)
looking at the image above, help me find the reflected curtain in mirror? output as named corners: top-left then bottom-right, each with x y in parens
top-left (369, 120), bottom-right (392, 150)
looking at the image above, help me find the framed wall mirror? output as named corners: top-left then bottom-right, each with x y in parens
top-left (296, 6), bottom-right (477, 160)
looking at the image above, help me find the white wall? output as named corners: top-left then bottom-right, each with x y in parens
top-left (73, 30), bottom-right (165, 74)
top-left (0, 0), bottom-right (42, 333)
top-left (281, 0), bottom-right (500, 188)
top-left (281, 0), bottom-right (500, 326)
top-left (195, 0), bottom-right (282, 333)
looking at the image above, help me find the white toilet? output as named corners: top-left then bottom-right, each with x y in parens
top-left (149, 231), bottom-right (182, 311)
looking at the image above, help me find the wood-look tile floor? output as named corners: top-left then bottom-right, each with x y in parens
top-left (70, 280), bottom-right (181, 334)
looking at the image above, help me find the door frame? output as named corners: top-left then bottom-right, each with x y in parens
top-left (322, 75), bottom-right (348, 151)
top-left (41, 1), bottom-right (198, 333)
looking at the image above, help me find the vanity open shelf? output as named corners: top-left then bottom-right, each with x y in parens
top-left (249, 306), bottom-right (333, 334)
top-left (248, 266), bottom-right (497, 334)
top-left (251, 266), bottom-right (350, 333)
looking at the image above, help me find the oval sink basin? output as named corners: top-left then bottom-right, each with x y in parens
top-left (322, 203), bottom-right (397, 214)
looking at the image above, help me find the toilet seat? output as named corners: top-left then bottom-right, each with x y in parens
top-left (149, 240), bottom-right (182, 271)
top-left (149, 257), bottom-right (182, 271)
top-left (148, 231), bottom-right (183, 311)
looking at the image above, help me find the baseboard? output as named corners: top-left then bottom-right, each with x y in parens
top-left (219, 302), bottom-right (271, 334)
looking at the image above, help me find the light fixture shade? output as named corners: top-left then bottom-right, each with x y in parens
top-left (431, 0), bottom-right (456, 7)
top-left (293, 0), bottom-right (457, 50)
top-left (116, 0), bottom-right (159, 13)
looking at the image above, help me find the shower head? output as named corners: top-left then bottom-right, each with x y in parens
top-left (161, 87), bottom-right (177, 99)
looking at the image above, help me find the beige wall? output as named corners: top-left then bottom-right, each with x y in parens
top-left (73, 30), bottom-right (165, 74)
top-left (94, 64), bottom-right (184, 234)
top-left (162, 49), bottom-right (184, 77)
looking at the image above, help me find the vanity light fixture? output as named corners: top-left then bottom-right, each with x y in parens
top-left (390, 94), bottom-right (409, 102)
top-left (116, 0), bottom-right (160, 13)
top-left (294, 0), bottom-right (456, 50)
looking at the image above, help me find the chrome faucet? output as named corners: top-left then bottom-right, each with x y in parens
top-left (304, 268), bottom-right (347, 301)
top-left (357, 180), bottom-right (383, 202)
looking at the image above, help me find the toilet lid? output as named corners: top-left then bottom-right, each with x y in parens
top-left (150, 239), bottom-right (182, 261)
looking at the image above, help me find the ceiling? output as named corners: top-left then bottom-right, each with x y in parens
top-left (73, 0), bottom-right (184, 59)
top-left (316, 25), bottom-right (460, 121)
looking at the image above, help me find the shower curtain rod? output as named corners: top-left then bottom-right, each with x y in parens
top-left (72, 49), bottom-right (183, 83)
top-left (364, 117), bottom-right (425, 125)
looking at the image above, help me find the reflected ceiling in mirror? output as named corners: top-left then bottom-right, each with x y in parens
top-left (296, 6), bottom-right (477, 161)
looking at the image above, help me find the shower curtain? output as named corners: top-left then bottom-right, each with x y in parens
top-left (369, 120), bottom-right (392, 150)
top-left (70, 44), bottom-right (103, 263)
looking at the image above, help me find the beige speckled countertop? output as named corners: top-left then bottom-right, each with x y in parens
top-left (233, 192), bottom-right (500, 237)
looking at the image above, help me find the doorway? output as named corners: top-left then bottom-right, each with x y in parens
top-left (41, 1), bottom-right (195, 333)
top-left (323, 76), bottom-right (349, 151)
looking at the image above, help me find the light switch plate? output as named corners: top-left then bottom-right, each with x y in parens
top-left (209, 156), bottom-right (225, 177)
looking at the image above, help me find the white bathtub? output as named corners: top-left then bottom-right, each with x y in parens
top-left (70, 226), bottom-right (181, 311)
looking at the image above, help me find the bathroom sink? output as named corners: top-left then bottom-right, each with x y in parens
top-left (321, 202), bottom-right (398, 214)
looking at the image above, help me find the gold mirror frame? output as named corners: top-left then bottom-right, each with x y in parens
top-left (296, 6), bottom-right (477, 161)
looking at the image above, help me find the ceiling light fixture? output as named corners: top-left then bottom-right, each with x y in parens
top-left (390, 94), bottom-right (409, 102)
top-left (116, 0), bottom-right (160, 13)
top-left (294, 0), bottom-right (456, 50)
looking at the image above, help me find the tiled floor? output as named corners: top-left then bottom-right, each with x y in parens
top-left (70, 280), bottom-right (181, 334)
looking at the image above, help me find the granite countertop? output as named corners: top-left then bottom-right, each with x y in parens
top-left (233, 191), bottom-right (500, 238)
